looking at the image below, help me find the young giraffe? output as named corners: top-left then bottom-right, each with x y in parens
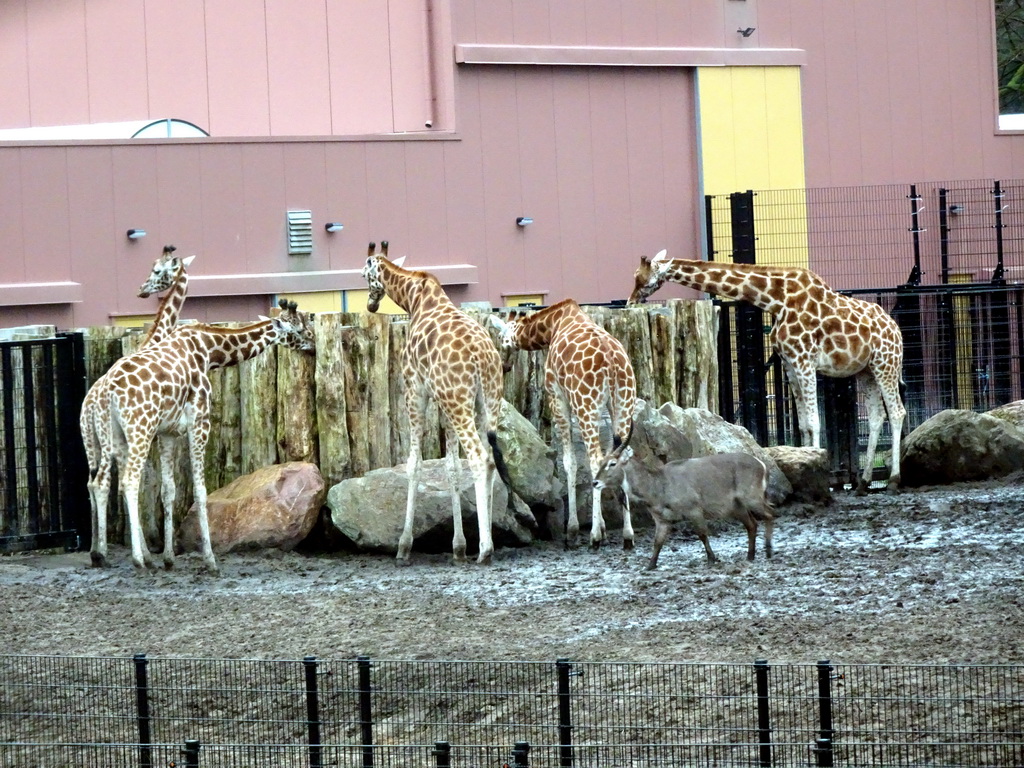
top-left (361, 241), bottom-right (509, 565)
top-left (81, 245), bottom-right (196, 567)
top-left (629, 249), bottom-right (906, 494)
top-left (491, 299), bottom-right (637, 550)
top-left (101, 300), bottom-right (316, 573)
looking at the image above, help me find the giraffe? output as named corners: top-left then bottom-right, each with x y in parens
top-left (490, 299), bottom-right (637, 550)
top-left (100, 300), bottom-right (316, 573)
top-left (361, 241), bottom-right (509, 565)
top-left (629, 249), bottom-right (906, 494)
top-left (81, 245), bottom-right (196, 567)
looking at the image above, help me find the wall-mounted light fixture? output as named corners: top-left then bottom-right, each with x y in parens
top-left (324, 222), bottom-right (344, 233)
top-left (516, 217), bottom-right (534, 227)
top-left (737, 27), bottom-right (756, 37)
top-left (126, 228), bottom-right (147, 240)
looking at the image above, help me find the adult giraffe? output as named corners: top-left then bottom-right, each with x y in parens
top-left (100, 300), bottom-right (316, 573)
top-left (490, 299), bottom-right (637, 549)
top-left (629, 249), bottom-right (905, 494)
top-left (361, 241), bottom-right (509, 565)
top-left (81, 245), bottom-right (195, 566)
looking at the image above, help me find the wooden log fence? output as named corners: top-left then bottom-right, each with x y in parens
top-left (79, 300), bottom-right (718, 549)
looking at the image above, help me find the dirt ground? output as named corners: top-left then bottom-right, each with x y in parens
top-left (2, 478), bottom-right (1023, 665)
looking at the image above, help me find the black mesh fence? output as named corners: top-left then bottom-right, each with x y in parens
top-left (2, 654), bottom-right (1021, 767)
top-left (706, 179), bottom-right (1024, 290)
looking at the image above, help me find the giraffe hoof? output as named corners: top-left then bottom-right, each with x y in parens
top-left (855, 481), bottom-right (869, 497)
top-left (589, 539), bottom-right (602, 551)
top-left (162, 560), bottom-right (175, 571)
top-left (395, 556), bottom-right (413, 567)
top-left (90, 552), bottom-right (107, 568)
top-left (476, 552), bottom-right (493, 566)
top-left (623, 538), bottom-right (634, 551)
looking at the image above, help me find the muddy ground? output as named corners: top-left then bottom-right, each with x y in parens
top-left (2, 479), bottom-right (1023, 665)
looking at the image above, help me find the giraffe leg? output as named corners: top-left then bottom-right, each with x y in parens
top-left (157, 435), bottom-right (178, 568)
top-left (116, 419), bottom-right (157, 570)
top-left (857, 374), bottom-right (886, 496)
top-left (443, 425), bottom-right (467, 563)
top-left (81, 401), bottom-right (105, 567)
top-left (448, 408), bottom-right (494, 565)
top-left (877, 373), bottom-right (906, 493)
top-left (90, 454), bottom-right (111, 568)
top-left (187, 411), bottom-right (218, 575)
top-left (620, 468), bottom-right (635, 551)
top-left (548, 385), bottom-right (578, 548)
top-left (398, 382), bottom-right (427, 564)
top-left (576, 411), bottom-right (607, 550)
top-left (785, 361), bottom-right (821, 448)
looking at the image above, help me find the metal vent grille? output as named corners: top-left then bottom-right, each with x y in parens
top-left (286, 210), bottom-right (313, 256)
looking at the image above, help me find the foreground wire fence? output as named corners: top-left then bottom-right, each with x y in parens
top-left (2, 654), bottom-right (1021, 767)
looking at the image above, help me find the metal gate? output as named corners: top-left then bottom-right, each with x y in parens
top-left (0, 332), bottom-right (89, 553)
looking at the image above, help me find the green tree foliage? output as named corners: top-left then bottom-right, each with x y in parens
top-left (998, 0), bottom-right (1024, 114)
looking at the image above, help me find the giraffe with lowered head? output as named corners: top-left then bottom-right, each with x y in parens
top-left (629, 250), bottom-right (905, 494)
top-left (100, 300), bottom-right (316, 573)
top-left (81, 245), bottom-right (195, 567)
top-left (491, 299), bottom-right (637, 549)
top-left (361, 241), bottom-right (510, 565)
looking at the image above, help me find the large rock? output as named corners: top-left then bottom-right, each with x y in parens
top-left (326, 459), bottom-right (531, 555)
top-left (988, 400), bottom-right (1024, 431)
top-left (763, 446), bottom-right (832, 505)
top-left (657, 404), bottom-right (793, 504)
top-left (496, 399), bottom-right (562, 511)
top-left (178, 462), bottom-right (325, 553)
top-left (901, 409), bottom-right (1024, 486)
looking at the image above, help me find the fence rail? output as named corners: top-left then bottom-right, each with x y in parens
top-left (2, 654), bottom-right (1021, 767)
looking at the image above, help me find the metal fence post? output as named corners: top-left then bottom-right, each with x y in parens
top-left (815, 660), bottom-right (835, 767)
top-left (754, 659), bottom-right (772, 767)
top-left (432, 740), bottom-right (451, 768)
top-left (358, 655), bottom-right (374, 768)
top-left (556, 658), bottom-right (574, 767)
top-left (304, 656), bottom-right (322, 768)
top-left (183, 738), bottom-right (200, 768)
top-left (133, 653), bottom-right (152, 768)
top-left (512, 740), bottom-right (531, 767)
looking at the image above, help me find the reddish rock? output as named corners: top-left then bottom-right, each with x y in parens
top-left (178, 462), bottom-right (326, 553)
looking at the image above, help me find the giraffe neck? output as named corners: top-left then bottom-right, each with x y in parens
top-left (514, 299), bottom-right (582, 350)
top-left (663, 260), bottom-right (828, 316)
top-left (141, 264), bottom-right (189, 346)
top-left (191, 320), bottom-right (278, 369)
top-left (380, 259), bottom-right (450, 317)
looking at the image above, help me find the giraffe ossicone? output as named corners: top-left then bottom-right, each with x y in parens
top-left (630, 249), bottom-right (905, 494)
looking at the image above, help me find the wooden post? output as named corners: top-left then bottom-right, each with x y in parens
top-left (314, 314), bottom-right (352, 486)
top-left (240, 347), bottom-right (278, 474)
top-left (277, 346), bottom-right (318, 464)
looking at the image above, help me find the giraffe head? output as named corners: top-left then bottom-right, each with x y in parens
top-left (627, 249), bottom-right (671, 305)
top-left (361, 240), bottom-right (408, 312)
top-left (270, 298), bottom-right (317, 352)
top-left (488, 310), bottom-right (525, 372)
top-left (488, 310), bottom-right (523, 350)
top-left (137, 245), bottom-right (196, 298)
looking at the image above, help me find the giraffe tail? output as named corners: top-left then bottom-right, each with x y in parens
top-left (487, 431), bottom-right (515, 490)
